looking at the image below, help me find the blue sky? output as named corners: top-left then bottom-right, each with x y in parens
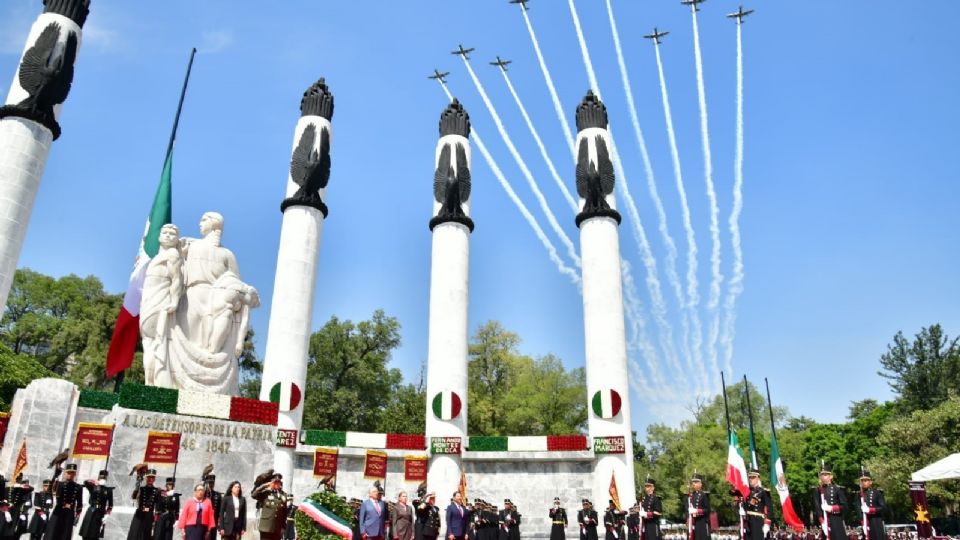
top-left (3, 0), bottom-right (959, 433)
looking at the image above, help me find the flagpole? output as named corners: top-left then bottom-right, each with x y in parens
top-left (763, 378), bottom-right (777, 443)
top-left (720, 371), bottom-right (732, 434)
top-left (742, 375), bottom-right (758, 470)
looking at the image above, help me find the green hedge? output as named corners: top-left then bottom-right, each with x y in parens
top-left (78, 390), bottom-right (120, 410)
top-left (119, 383), bottom-right (177, 413)
top-left (302, 430), bottom-right (347, 447)
top-left (467, 436), bottom-right (508, 451)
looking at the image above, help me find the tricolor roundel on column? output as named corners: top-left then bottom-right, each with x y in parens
top-left (269, 382), bottom-right (302, 412)
top-left (591, 389), bottom-right (622, 418)
top-left (432, 391), bottom-right (462, 420)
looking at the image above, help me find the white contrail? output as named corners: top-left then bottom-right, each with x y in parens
top-left (605, 0), bottom-right (696, 392)
top-left (567, 0), bottom-right (688, 388)
top-left (654, 42), bottom-right (709, 395)
top-left (622, 260), bottom-right (677, 400)
top-left (500, 69), bottom-right (579, 214)
top-left (721, 21), bottom-right (746, 379)
top-left (461, 57), bottom-right (580, 269)
top-left (690, 3), bottom-right (722, 391)
top-left (519, 6), bottom-right (576, 158)
top-left (437, 82), bottom-right (580, 286)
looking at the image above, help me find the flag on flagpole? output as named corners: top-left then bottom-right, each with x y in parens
top-left (458, 471), bottom-right (468, 502)
top-left (726, 430), bottom-right (749, 498)
top-left (608, 472), bottom-right (622, 511)
top-left (769, 429), bottom-right (804, 532)
top-left (12, 439), bottom-right (27, 480)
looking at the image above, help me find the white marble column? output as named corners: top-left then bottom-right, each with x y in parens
top-left (0, 0), bottom-right (89, 312)
top-left (574, 92), bottom-right (637, 507)
top-left (260, 79), bottom-right (334, 483)
top-left (425, 100), bottom-right (473, 501)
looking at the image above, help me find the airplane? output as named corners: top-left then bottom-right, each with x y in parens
top-left (726, 6), bottom-right (754, 23)
top-left (509, 0), bottom-right (530, 11)
top-left (680, 0), bottom-right (705, 11)
top-left (451, 44), bottom-right (475, 60)
top-left (489, 56), bottom-right (512, 71)
top-left (643, 28), bottom-right (669, 45)
top-left (428, 70), bottom-right (450, 83)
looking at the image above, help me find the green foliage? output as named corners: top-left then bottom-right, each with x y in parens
top-left (467, 321), bottom-right (586, 436)
top-left (878, 324), bottom-right (960, 413)
top-left (119, 383), bottom-right (178, 413)
top-left (77, 390), bottom-right (120, 410)
top-left (294, 490), bottom-right (355, 540)
top-left (0, 343), bottom-right (55, 410)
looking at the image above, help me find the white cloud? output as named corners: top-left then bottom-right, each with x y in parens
top-left (200, 29), bottom-right (235, 54)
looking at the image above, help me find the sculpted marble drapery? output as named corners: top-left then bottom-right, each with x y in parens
top-left (140, 212), bottom-right (259, 395)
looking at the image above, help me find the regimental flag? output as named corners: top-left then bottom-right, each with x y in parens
top-left (105, 137), bottom-right (173, 377)
top-left (608, 473), bottom-right (622, 511)
top-left (909, 482), bottom-right (934, 539)
top-left (769, 429), bottom-right (804, 532)
top-left (432, 391), bottom-right (462, 420)
top-left (12, 439), bottom-right (27, 481)
top-left (300, 499), bottom-right (353, 540)
top-left (458, 471), bottom-right (468, 502)
top-left (726, 430), bottom-right (749, 498)
top-left (592, 389), bottom-right (622, 418)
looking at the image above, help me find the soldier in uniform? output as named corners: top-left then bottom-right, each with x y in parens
top-left (484, 501), bottom-right (500, 540)
top-left (603, 501), bottom-right (625, 540)
top-left (744, 470), bottom-right (772, 540)
top-left (284, 498), bottom-right (297, 540)
top-left (251, 473), bottom-right (289, 540)
top-left (640, 478), bottom-right (662, 540)
top-left (550, 497), bottom-right (567, 540)
top-left (416, 493), bottom-right (440, 540)
top-left (685, 473), bottom-right (710, 540)
top-left (1, 499), bottom-right (18, 540)
top-left (45, 464), bottom-right (82, 540)
top-left (810, 464), bottom-right (846, 540)
top-left (127, 469), bottom-right (159, 540)
top-left (578, 500), bottom-right (598, 540)
top-left (29, 481), bottom-right (53, 540)
top-left (153, 478), bottom-right (180, 540)
top-left (9, 476), bottom-right (34, 537)
top-left (626, 503), bottom-right (640, 540)
top-left (498, 500), bottom-right (520, 540)
top-left (79, 470), bottom-right (114, 540)
top-left (856, 470), bottom-right (885, 540)
top-left (203, 474), bottom-right (222, 540)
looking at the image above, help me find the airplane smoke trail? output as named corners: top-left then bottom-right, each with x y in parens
top-left (567, 0), bottom-right (688, 389)
top-left (438, 82), bottom-right (580, 286)
top-left (519, 6), bottom-right (576, 159)
top-left (604, 0), bottom-right (698, 392)
top-left (654, 42), bottom-right (709, 395)
top-left (721, 21), bottom-right (746, 378)
top-left (622, 260), bottom-right (677, 400)
top-left (500, 69), bottom-right (579, 214)
top-left (460, 57), bottom-right (581, 269)
top-left (690, 3), bottom-right (723, 390)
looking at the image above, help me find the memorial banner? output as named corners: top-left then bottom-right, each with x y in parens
top-left (0, 412), bottom-right (9, 449)
top-left (363, 449), bottom-right (387, 480)
top-left (431, 437), bottom-right (461, 455)
top-left (72, 423), bottom-right (114, 459)
top-left (144, 431), bottom-right (181, 464)
top-left (593, 436), bottom-right (626, 454)
top-left (313, 447), bottom-right (339, 478)
top-left (404, 455), bottom-right (427, 482)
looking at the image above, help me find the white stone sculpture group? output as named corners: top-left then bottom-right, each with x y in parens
top-left (140, 212), bottom-right (260, 395)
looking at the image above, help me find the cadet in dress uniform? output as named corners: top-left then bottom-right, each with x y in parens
top-left (10, 476), bottom-right (34, 536)
top-left (484, 501), bottom-right (500, 540)
top-left (810, 464), bottom-right (846, 540)
top-left (284, 498), bottom-right (297, 540)
top-left (79, 470), bottom-right (114, 540)
top-left (685, 474), bottom-right (711, 540)
top-left (857, 471), bottom-right (885, 540)
top-left (251, 474), bottom-right (289, 540)
top-left (153, 478), bottom-right (180, 540)
top-left (416, 493), bottom-right (441, 540)
top-left (626, 503), bottom-right (640, 540)
top-left (466, 499), bottom-right (480, 540)
top-left (1, 499), bottom-right (18, 540)
top-left (44, 464), bottom-right (82, 540)
top-left (603, 501), bottom-right (625, 540)
top-left (127, 469), bottom-right (160, 540)
top-left (640, 478), bottom-right (662, 540)
top-left (203, 475), bottom-right (222, 540)
top-left (549, 498), bottom-right (567, 540)
top-left (29, 481), bottom-right (53, 540)
top-left (744, 470), bottom-right (772, 540)
top-left (499, 500), bottom-right (520, 540)
top-left (578, 500), bottom-right (598, 540)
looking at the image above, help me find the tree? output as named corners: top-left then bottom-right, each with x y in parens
top-left (378, 371), bottom-right (426, 434)
top-left (878, 325), bottom-right (960, 413)
top-left (468, 321), bottom-right (521, 435)
top-left (0, 344), bottom-right (56, 410)
top-left (301, 310), bottom-right (404, 432)
top-left (237, 329), bottom-right (261, 398)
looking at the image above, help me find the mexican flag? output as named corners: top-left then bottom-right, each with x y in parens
top-left (769, 429), bottom-right (804, 532)
top-left (299, 499), bottom-right (353, 540)
top-left (726, 430), bottom-right (749, 498)
top-left (105, 151), bottom-right (172, 377)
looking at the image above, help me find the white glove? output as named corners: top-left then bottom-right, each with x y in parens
top-left (821, 503), bottom-right (832, 513)
top-left (861, 503), bottom-right (869, 514)
top-left (738, 507), bottom-right (746, 517)
top-left (763, 524), bottom-right (770, 536)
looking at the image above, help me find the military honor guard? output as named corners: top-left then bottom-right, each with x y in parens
top-left (79, 470), bottom-right (114, 540)
top-left (857, 470), bottom-right (885, 540)
top-left (549, 498), bottom-right (567, 540)
top-left (578, 500), bottom-right (598, 540)
top-left (686, 473), bottom-right (711, 540)
top-left (811, 464), bottom-right (846, 540)
top-left (154, 478), bottom-right (180, 540)
top-left (626, 504), bottom-right (640, 540)
top-left (29, 481), bottom-right (53, 540)
top-left (9, 476), bottom-right (34, 537)
top-left (201, 469), bottom-right (222, 540)
top-left (498, 500), bottom-right (520, 540)
top-left (1, 499), bottom-right (18, 540)
top-left (467, 499), bottom-right (483, 540)
top-left (744, 470), bottom-right (772, 540)
top-left (640, 478), bottom-right (662, 540)
top-left (252, 473), bottom-right (289, 540)
top-left (603, 501), bottom-right (624, 540)
top-left (284, 498), bottom-right (296, 540)
top-left (415, 493), bottom-right (440, 540)
top-left (45, 463), bottom-right (83, 540)
top-left (127, 468), bottom-right (159, 540)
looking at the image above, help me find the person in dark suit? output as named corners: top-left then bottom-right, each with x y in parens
top-left (359, 487), bottom-right (387, 540)
top-left (219, 482), bottom-right (246, 540)
top-left (685, 474), bottom-right (710, 540)
top-left (392, 491), bottom-right (415, 540)
top-left (445, 492), bottom-right (470, 540)
top-left (45, 464), bottom-right (83, 540)
top-left (204, 475), bottom-right (223, 540)
top-left (549, 498), bottom-right (567, 540)
top-left (9, 476), bottom-right (34, 537)
top-left (577, 500), bottom-right (598, 540)
top-left (857, 470), bottom-right (885, 540)
top-left (29, 481), bottom-right (53, 540)
top-left (154, 478), bottom-right (180, 540)
top-left (127, 469), bottom-right (159, 540)
top-left (79, 470), bottom-right (113, 540)
top-left (811, 465), bottom-right (846, 540)
top-left (640, 478), bottom-right (662, 540)
top-left (416, 494), bottom-right (440, 540)
top-left (498, 500), bottom-right (520, 540)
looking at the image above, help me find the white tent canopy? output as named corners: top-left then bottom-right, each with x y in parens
top-left (911, 453), bottom-right (960, 481)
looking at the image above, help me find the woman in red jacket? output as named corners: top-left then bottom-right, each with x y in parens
top-left (179, 484), bottom-right (216, 540)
